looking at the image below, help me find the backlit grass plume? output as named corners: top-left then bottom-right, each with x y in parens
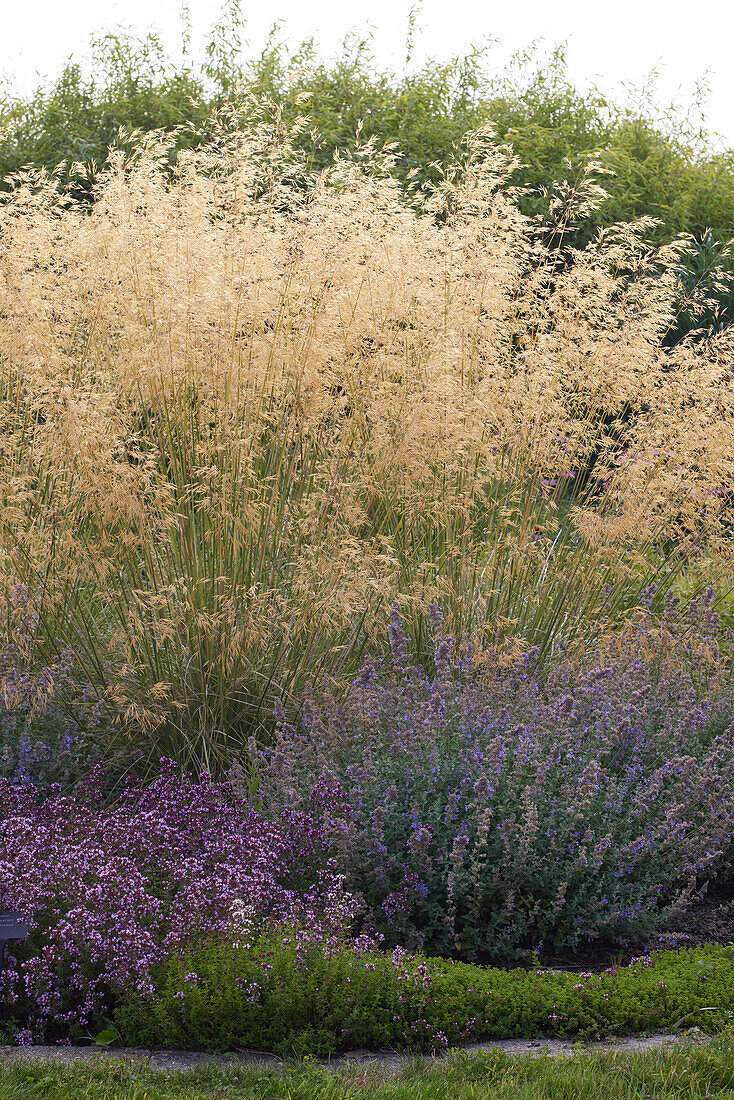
top-left (1, 97), bottom-right (733, 771)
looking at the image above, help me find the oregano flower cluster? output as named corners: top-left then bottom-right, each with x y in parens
top-left (0, 761), bottom-right (345, 1041)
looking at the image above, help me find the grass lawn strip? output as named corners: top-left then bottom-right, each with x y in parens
top-left (1, 1035), bottom-right (734, 1098)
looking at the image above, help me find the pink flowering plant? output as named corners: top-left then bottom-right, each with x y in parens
top-left (0, 761), bottom-right (344, 1043)
top-left (250, 594), bottom-right (734, 963)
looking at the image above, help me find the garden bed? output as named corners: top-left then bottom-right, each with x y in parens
top-left (533, 876), bottom-right (734, 973)
top-left (1, 104), bottom-right (734, 1079)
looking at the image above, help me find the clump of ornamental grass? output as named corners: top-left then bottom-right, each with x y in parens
top-left (0, 760), bottom-right (343, 1043)
top-left (1, 94), bottom-right (734, 771)
top-left (248, 597), bottom-right (734, 963)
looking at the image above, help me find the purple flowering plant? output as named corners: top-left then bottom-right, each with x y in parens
top-left (0, 586), bottom-right (129, 793)
top-left (250, 592), bottom-right (734, 963)
top-left (0, 760), bottom-right (346, 1042)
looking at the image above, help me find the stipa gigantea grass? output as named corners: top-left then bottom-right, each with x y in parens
top-left (0, 97), bottom-right (733, 772)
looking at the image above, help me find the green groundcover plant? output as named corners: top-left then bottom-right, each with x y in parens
top-left (115, 928), bottom-right (734, 1056)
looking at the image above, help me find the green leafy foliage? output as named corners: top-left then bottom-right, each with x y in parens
top-left (423, 948), bottom-right (734, 1042)
top-left (115, 934), bottom-right (734, 1054)
top-left (115, 927), bottom-right (441, 1056)
top-left (2, 6), bottom-right (734, 346)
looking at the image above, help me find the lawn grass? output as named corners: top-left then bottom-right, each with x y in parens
top-left (5, 1038), bottom-right (734, 1099)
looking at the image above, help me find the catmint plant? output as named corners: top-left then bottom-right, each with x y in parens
top-left (251, 598), bottom-right (734, 962)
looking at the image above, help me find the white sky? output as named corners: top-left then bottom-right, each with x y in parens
top-left (1, 0), bottom-right (733, 151)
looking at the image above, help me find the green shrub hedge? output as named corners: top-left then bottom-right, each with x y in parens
top-left (3, 6), bottom-right (734, 267)
top-left (3, 16), bottom-right (733, 343)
